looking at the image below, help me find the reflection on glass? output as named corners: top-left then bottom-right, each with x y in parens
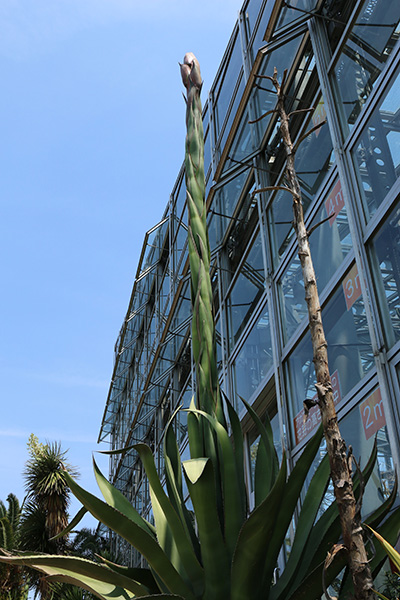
top-left (353, 70), bottom-right (400, 219)
top-left (248, 0), bottom-right (274, 61)
top-left (218, 74), bottom-right (245, 154)
top-left (251, 35), bottom-right (303, 141)
top-left (287, 266), bottom-right (374, 423)
top-left (370, 201), bottom-right (400, 347)
top-left (276, 0), bottom-right (316, 30)
top-left (204, 128), bottom-right (211, 177)
top-left (232, 303), bottom-right (273, 409)
top-left (269, 98), bottom-right (335, 262)
top-left (333, 0), bottom-right (400, 134)
top-left (208, 168), bottom-right (251, 253)
top-left (341, 400), bottom-right (395, 515)
top-left (224, 108), bottom-right (257, 173)
top-left (214, 33), bottom-right (243, 140)
top-left (227, 232), bottom-right (265, 349)
top-left (249, 406), bottom-right (282, 492)
top-left (279, 179), bottom-right (352, 341)
top-left (174, 386), bottom-right (192, 447)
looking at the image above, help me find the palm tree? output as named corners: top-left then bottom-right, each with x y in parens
top-left (0, 493), bottom-right (28, 600)
top-left (19, 435), bottom-right (78, 598)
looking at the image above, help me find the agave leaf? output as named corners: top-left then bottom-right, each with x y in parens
top-left (99, 557), bottom-right (159, 593)
top-left (134, 443), bottom-right (204, 597)
top-left (183, 458), bottom-right (230, 599)
top-left (241, 397), bottom-right (278, 506)
top-left (270, 451), bottom-right (330, 600)
top-left (163, 412), bottom-right (200, 558)
top-left (63, 471), bottom-right (196, 600)
top-left (0, 554), bottom-right (147, 597)
top-left (224, 394), bottom-right (247, 517)
top-left (50, 506), bottom-right (88, 541)
top-left (92, 458), bottom-right (155, 537)
top-left (187, 398), bottom-right (203, 459)
top-left (369, 507), bottom-right (400, 579)
top-left (188, 407), bottom-right (245, 557)
top-left (369, 524), bottom-right (400, 572)
top-left (231, 453), bottom-right (287, 600)
top-left (285, 545), bottom-right (347, 600)
top-left (366, 473), bottom-right (398, 530)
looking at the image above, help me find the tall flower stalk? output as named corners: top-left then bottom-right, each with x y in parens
top-left (180, 53), bottom-right (223, 424)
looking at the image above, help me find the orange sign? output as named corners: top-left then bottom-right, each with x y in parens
top-left (325, 179), bottom-right (345, 225)
top-left (360, 388), bottom-right (386, 441)
top-left (343, 264), bottom-right (362, 310)
top-left (293, 370), bottom-right (341, 445)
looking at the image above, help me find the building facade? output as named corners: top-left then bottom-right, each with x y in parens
top-left (98, 0), bottom-right (400, 565)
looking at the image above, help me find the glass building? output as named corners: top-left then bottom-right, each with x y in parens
top-left (98, 0), bottom-right (400, 565)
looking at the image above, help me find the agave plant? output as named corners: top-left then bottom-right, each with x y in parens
top-left (0, 404), bottom-right (399, 599)
top-left (1, 53), bottom-right (400, 599)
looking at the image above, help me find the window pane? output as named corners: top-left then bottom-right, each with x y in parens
top-left (232, 303), bottom-right (273, 410)
top-left (276, 0), bottom-right (317, 31)
top-left (287, 265), bottom-right (374, 433)
top-left (269, 98), bottom-right (335, 263)
top-left (214, 33), bottom-right (243, 139)
top-left (333, 0), bottom-right (400, 134)
top-left (352, 69), bottom-right (400, 219)
top-left (279, 179), bottom-right (352, 342)
top-left (227, 232), bottom-right (265, 350)
top-left (370, 201), bottom-right (400, 347)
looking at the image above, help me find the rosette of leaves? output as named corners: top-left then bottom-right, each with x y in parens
top-left (1, 404), bottom-right (399, 600)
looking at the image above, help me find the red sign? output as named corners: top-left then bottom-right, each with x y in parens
top-left (293, 370), bottom-right (341, 445)
top-left (360, 388), bottom-right (386, 441)
top-left (325, 179), bottom-right (345, 225)
top-left (343, 264), bottom-right (362, 310)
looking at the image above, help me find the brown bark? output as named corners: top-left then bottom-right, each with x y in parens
top-left (269, 68), bottom-right (375, 599)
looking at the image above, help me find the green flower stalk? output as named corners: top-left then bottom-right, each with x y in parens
top-left (180, 53), bottom-right (223, 424)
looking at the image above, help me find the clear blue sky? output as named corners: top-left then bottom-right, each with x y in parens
top-left (0, 0), bottom-right (240, 526)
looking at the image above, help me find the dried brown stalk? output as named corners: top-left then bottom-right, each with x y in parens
top-left (268, 67), bottom-right (375, 599)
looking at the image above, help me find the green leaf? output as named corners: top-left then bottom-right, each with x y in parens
top-left (368, 525), bottom-right (400, 572)
top-left (231, 453), bottom-right (287, 600)
top-left (163, 411), bottom-right (200, 559)
top-left (96, 444), bottom-right (137, 456)
top-left (99, 557), bottom-right (159, 593)
top-left (183, 458), bottom-right (230, 599)
top-left (92, 458), bottom-right (155, 537)
top-left (188, 408), bottom-right (245, 557)
top-left (224, 394), bottom-right (246, 518)
top-left (135, 443), bottom-right (204, 597)
top-left (0, 554), bottom-right (148, 598)
top-left (241, 397), bottom-right (278, 506)
top-left (270, 451), bottom-right (330, 600)
top-left (63, 471), bottom-right (196, 600)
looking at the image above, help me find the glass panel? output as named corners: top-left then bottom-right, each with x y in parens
top-left (340, 392), bottom-right (395, 514)
top-left (287, 264), bottom-right (374, 434)
top-left (369, 201), bottom-right (400, 348)
top-left (232, 302), bottom-right (273, 410)
top-left (352, 70), bottom-right (400, 219)
top-left (269, 98), bottom-right (335, 263)
top-left (214, 32), bottom-right (243, 139)
top-left (218, 73), bottom-right (245, 153)
top-left (174, 386), bottom-right (192, 448)
top-left (279, 179), bottom-right (352, 342)
top-left (227, 232), bottom-right (265, 350)
top-left (172, 282), bottom-right (191, 331)
top-left (223, 107), bottom-right (258, 173)
top-left (251, 35), bottom-right (304, 143)
top-left (276, 0), bottom-right (317, 31)
top-left (333, 0), bottom-right (400, 134)
top-left (249, 0), bottom-right (274, 61)
top-left (244, 0), bottom-right (265, 42)
top-left (208, 168), bottom-right (251, 252)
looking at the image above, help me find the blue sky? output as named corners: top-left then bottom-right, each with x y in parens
top-left (0, 0), bottom-right (240, 526)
